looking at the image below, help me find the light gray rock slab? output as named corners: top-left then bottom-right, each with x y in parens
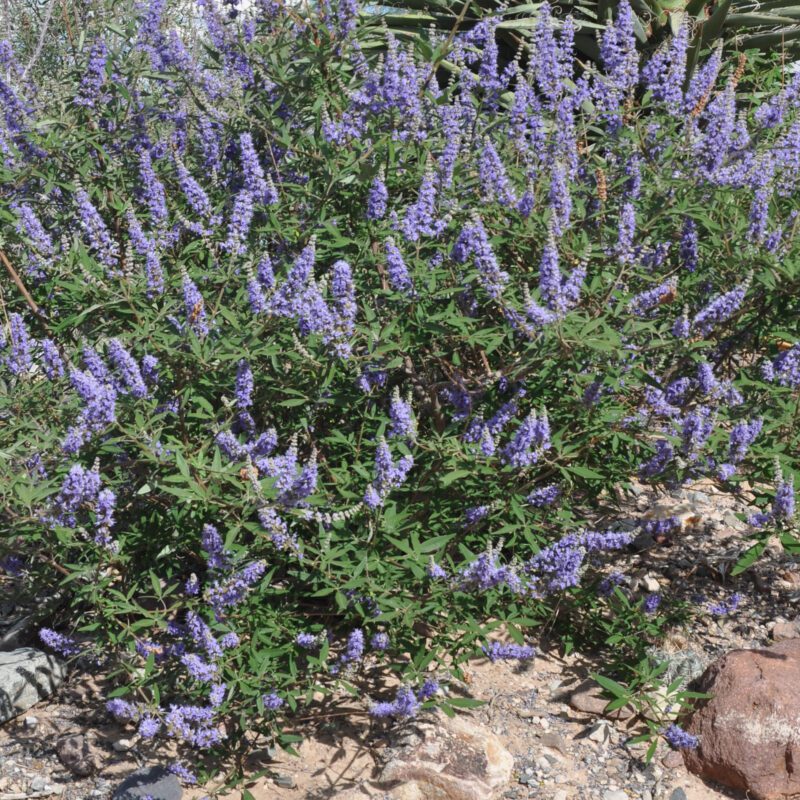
top-left (0, 648), bottom-right (65, 724)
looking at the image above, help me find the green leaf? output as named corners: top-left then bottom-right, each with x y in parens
top-left (446, 697), bottom-right (485, 708)
top-left (731, 541), bottom-right (767, 576)
top-left (441, 469), bottom-right (471, 487)
top-left (567, 464), bottom-right (605, 480)
top-left (590, 673), bottom-right (628, 699)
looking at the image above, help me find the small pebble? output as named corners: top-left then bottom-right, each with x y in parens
top-left (24, 715), bottom-right (39, 730)
top-left (587, 720), bottom-right (613, 743)
top-left (641, 573), bottom-right (662, 593)
top-left (273, 774), bottom-right (296, 789)
top-left (602, 790), bottom-right (628, 800)
top-left (669, 790), bottom-right (688, 800)
top-left (112, 738), bottom-right (135, 753)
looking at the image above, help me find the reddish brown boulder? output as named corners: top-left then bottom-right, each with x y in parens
top-left (682, 639), bottom-right (800, 799)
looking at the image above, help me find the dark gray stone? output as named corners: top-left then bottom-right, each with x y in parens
top-left (0, 614), bottom-right (34, 652)
top-left (0, 647), bottom-right (65, 724)
top-left (113, 766), bottom-right (183, 800)
top-left (56, 733), bottom-right (101, 776)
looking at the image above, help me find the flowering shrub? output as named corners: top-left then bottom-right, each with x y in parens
top-left (0, 0), bottom-right (799, 783)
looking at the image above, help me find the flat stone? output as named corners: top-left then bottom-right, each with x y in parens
top-left (112, 738), bottom-right (135, 752)
top-left (683, 639), bottom-right (800, 799)
top-left (56, 734), bottom-right (101, 777)
top-left (569, 679), bottom-right (633, 720)
top-left (722, 511), bottom-right (744, 529)
top-left (602, 790), bottom-right (627, 800)
top-left (770, 620), bottom-right (800, 642)
top-left (640, 573), bottom-right (661, 593)
top-left (539, 732), bottom-right (568, 755)
top-left (669, 789), bottom-right (688, 800)
top-left (686, 491), bottom-right (710, 504)
top-left (379, 712), bottom-right (514, 800)
top-left (113, 766), bottom-right (182, 800)
top-left (587, 720), bottom-right (613, 744)
top-left (0, 648), bottom-right (66, 724)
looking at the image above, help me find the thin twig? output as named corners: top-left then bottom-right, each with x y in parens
top-left (22, 0), bottom-right (57, 80)
top-left (0, 249), bottom-right (47, 322)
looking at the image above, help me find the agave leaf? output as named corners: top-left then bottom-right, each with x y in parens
top-left (685, 0), bottom-right (709, 17)
top-left (498, 17), bottom-right (606, 30)
top-left (380, 12), bottom-right (444, 24)
top-left (736, 26), bottom-right (800, 46)
top-left (575, 33), bottom-right (602, 59)
top-left (499, 3), bottom-right (549, 14)
top-left (631, 13), bottom-right (651, 43)
top-left (727, 12), bottom-right (800, 24)
top-left (683, 0), bottom-right (730, 88)
top-left (731, 0), bottom-right (793, 8)
top-left (379, 0), bottom-right (460, 10)
top-left (700, 0), bottom-right (732, 43)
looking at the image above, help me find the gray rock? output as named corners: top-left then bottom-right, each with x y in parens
top-left (640, 573), bottom-right (662, 593)
top-left (669, 790), bottom-right (688, 800)
top-left (770, 619), bottom-right (800, 641)
top-left (113, 766), bottom-right (182, 800)
top-left (569, 679), bottom-right (633, 720)
top-left (273, 774), bottom-right (296, 789)
top-left (0, 648), bottom-right (66, 724)
top-left (112, 737), bottom-right (135, 752)
top-left (0, 615), bottom-right (35, 652)
top-left (722, 511), bottom-right (744, 529)
top-left (56, 734), bottom-right (101, 777)
top-left (587, 720), bottom-right (613, 744)
top-left (29, 776), bottom-right (49, 792)
top-left (686, 491), bottom-right (710, 505)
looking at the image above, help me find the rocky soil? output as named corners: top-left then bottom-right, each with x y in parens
top-left (2, 477), bottom-right (799, 800)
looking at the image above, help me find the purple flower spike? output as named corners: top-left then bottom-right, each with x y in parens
top-left (664, 723), bottom-right (699, 750)
top-left (482, 642), bottom-right (536, 662)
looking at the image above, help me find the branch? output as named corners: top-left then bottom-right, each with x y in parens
top-left (22, 0), bottom-right (57, 81)
top-left (0, 249), bottom-right (47, 323)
